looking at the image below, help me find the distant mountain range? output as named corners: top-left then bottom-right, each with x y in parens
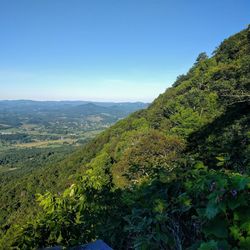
top-left (0, 100), bottom-right (149, 127)
top-left (0, 100), bottom-right (148, 115)
top-left (0, 100), bottom-right (148, 109)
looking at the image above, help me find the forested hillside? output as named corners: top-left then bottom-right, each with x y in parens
top-left (0, 26), bottom-right (249, 249)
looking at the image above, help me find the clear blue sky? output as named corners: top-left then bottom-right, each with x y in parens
top-left (0, 0), bottom-right (249, 102)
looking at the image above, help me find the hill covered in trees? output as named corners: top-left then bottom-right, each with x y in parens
top-left (0, 26), bottom-right (249, 249)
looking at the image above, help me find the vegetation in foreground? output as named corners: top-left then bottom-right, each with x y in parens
top-left (0, 26), bottom-right (249, 249)
top-left (0, 101), bottom-right (147, 240)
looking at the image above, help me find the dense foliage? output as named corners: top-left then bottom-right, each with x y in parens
top-left (0, 26), bottom-right (249, 249)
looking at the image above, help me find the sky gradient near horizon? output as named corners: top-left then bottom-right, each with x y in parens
top-left (0, 0), bottom-right (249, 102)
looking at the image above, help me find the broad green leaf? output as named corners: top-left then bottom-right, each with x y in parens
top-left (205, 202), bottom-right (219, 219)
top-left (203, 217), bottom-right (228, 238)
top-left (198, 240), bottom-right (218, 250)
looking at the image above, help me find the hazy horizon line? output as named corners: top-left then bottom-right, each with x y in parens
top-left (0, 98), bottom-right (151, 103)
